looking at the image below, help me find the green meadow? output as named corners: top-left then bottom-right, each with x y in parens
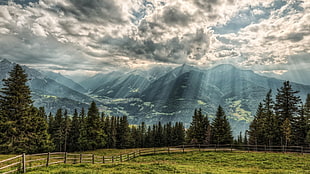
top-left (22, 150), bottom-right (310, 174)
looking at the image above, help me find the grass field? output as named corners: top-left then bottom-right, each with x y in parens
top-left (22, 150), bottom-right (310, 174)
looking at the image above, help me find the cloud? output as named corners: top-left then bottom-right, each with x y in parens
top-left (45, 0), bottom-right (128, 24)
top-left (0, 0), bottom-right (309, 80)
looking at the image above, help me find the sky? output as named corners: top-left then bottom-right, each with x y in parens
top-left (0, 0), bottom-right (309, 84)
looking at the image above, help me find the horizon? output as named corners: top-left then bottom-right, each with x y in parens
top-left (0, 0), bottom-right (309, 84)
top-left (1, 57), bottom-right (310, 86)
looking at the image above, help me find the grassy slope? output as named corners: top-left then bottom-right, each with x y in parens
top-left (25, 151), bottom-right (310, 174)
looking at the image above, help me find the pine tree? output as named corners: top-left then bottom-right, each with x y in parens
top-left (263, 90), bottom-right (280, 145)
top-left (304, 94), bottom-right (310, 141)
top-left (154, 122), bottom-right (164, 147)
top-left (249, 103), bottom-right (263, 145)
top-left (186, 108), bottom-right (210, 144)
top-left (291, 105), bottom-right (308, 145)
top-left (53, 108), bottom-right (64, 151)
top-left (68, 109), bottom-right (80, 152)
top-left (211, 106), bottom-right (233, 144)
top-left (0, 64), bottom-right (52, 153)
top-left (116, 116), bottom-right (131, 148)
top-left (173, 122), bottom-right (185, 146)
top-left (78, 108), bottom-right (88, 151)
top-left (275, 81), bottom-right (302, 145)
top-left (282, 118), bottom-right (292, 146)
top-left (86, 101), bottom-right (106, 150)
top-left (145, 126), bottom-right (154, 148)
top-left (138, 122), bottom-right (146, 147)
top-left (275, 81), bottom-right (301, 122)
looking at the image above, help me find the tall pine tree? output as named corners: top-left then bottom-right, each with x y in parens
top-left (86, 101), bottom-right (106, 150)
top-left (211, 106), bottom-right (233, 144)
top-left (0, 64), bottom-right (52, 153)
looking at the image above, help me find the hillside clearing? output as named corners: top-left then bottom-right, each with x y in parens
top-left (26, 151), bottom-right (310, 174)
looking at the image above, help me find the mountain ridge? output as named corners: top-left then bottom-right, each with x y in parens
top-left (1, 59), bottom-right (310, 136)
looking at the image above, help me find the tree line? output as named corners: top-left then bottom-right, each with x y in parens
top-left (48, 103), bottom-right (186, 152)
top-left (248, 82), bottom-right (310, 146)
top-left (1, 64), bottom-right (309, 154)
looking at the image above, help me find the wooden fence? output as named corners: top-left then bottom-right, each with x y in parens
top-left (1, 144), bottom-right (309, 173)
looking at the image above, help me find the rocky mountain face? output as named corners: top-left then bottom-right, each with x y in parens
top-left (81, 63), bottom-right (310, 136)
top-left (0, 59), bottom-right (92, 114)
top-left (2, 58), bottom-right (310, 136)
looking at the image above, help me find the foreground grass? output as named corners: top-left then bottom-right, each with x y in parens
top-left (26, 151), bottom-right (310, 174)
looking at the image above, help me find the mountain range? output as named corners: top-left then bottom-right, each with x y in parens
top-left (1, 58), bottom-right (310, 136)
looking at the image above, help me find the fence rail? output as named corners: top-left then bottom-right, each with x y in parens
top-left (0, 144), bottom-right (309, 173)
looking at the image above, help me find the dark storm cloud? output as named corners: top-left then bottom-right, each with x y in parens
top-left (96, 28), bottom-right (211, 63)
top-left (194, 0), bottom-right (221, 12)
top-left (0, 31), bottom-right (84, 69)
top-left (50, 0), bottom-right (126, 24)
top-left (162, 6), bottom-right (190, 26)
top-left (285, 32), bottom-right (305, 42)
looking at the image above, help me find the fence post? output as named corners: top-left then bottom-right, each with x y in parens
top-left (80, 154), bottom-right (82, 163)
top-left (92, 154), bottom-right (95, 164)
top-left (230, 144), bottom-right (233, 152)
top-left (183, 145), bottom-right (185, 153)
top-left (64, 152), bottom-right (67, 164)
top-left (112, 156), bottom-right (114, 163)
top-left (46, 152), bottom-right (50, 167)
top-left (103, 156), bottom-right (105, 163)
top-left (22, 153), bottom-right (26, 173)
top-left (301, 146), bottom-right (304, 155)
top-left (120, 154), bottom-right (122, 162)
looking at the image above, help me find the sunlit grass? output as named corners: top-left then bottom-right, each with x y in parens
top-left (25, 151), bottom-right (310, 174)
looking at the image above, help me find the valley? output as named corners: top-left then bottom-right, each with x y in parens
top-left (1, 59), bottom-right (310, 136)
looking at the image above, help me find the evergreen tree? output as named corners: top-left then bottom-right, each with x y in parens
top-left (154, 122), bottom-right (164, 147)
top-left (306, 130), bottom-right (310, 146)
top-left (186, 108), bottom-right (210, 144)
top-left (164, 122), bottom-right (173, 146)
top-left (275, 81), bottom-right (301, 123)
top-left (211, 106), bottom-right (233, 144)
top-left (305, 94), bottom-right (310, 126)
top-left (47, 112), bottom-right (54, 136)
top-left (249, 103), bottom-right (264, 145)
top-left (173, 122), bottom-right (185, 146)
top-left (275, 81), bottom-right (302, 145)
top-left (53, 108), bottom-right (64, 151)
top-left (116, 116), bottom-right (131, 148)
top-left (291, 104), bottom-right (308, 145)
top-left (263, 90), bottom-right (279, 145)
top-left (0, 64), bottom-right (52, 153)
top-left (237, 132), bottom-right (243, 145)
top-left (138, 122), bottom-right (146, 147)
top-left (78, 108), bottom-right (88, 151)
top-left (86, 101), bottom-right (106, 150)
top-left (282, 118), bottom-right (292, 146)
top-left (68, 109), bottom-right (80, 152)
top-left (63, 110), bottom-right (71, 152)
top-left (145, 126), bottom-right (154, 148)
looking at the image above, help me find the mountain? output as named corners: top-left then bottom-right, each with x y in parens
top-left (41, 71), bottom-right (87, 93)
top-left (85, 64), bottom-right (310, 136)
top-left (0, 59), bottom-right (93, 113)
top-left (2, 59), bottom-right (310, 136)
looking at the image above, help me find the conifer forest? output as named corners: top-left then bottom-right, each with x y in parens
top-left (0, 65), bottom-right (309, 154)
